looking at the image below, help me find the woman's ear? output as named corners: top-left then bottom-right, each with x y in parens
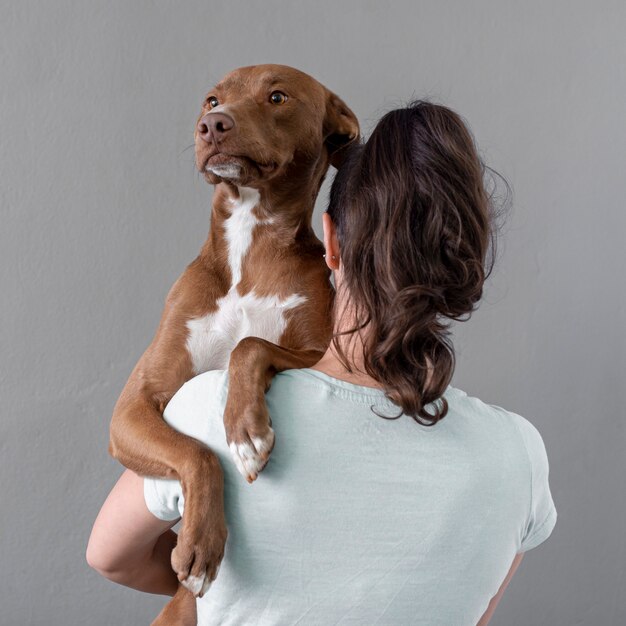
top-left (322, 212), bottom-right (341, 270)
top-left (323, 90), bottom-right (360, 169)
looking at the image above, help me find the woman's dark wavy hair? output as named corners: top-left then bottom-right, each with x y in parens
top-left (326, 100), bottom-right (508, 425)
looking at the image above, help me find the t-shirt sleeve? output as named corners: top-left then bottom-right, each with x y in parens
top-left (144, 474), bottom-right (185, 521)
top-left (514, 416), bottom-right (558, 552)
top-left (143, 369), bottom-right (229, 521)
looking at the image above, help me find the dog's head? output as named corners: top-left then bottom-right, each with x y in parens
top-left (195, 64), bottom-right (359, 187)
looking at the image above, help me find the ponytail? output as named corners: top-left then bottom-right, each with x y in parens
top-left (327, 101), bottom-right (505, 425)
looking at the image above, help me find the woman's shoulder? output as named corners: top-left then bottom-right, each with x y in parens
top-left (447, 386), bottom-right (557, 551)
top-left (171, 368), bottom-right (229, 404)
top-left (447, 386), bottom-right (551, 473)
top-left (162, 369), bottom-right (229, 435)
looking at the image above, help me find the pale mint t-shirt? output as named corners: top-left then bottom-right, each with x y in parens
top-left (144, 368), bottom-right (557, 626)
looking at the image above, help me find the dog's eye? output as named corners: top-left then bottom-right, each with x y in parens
top-left (206, 96), bottom-right (219, 108)
top-left (270, 91), bottom-right (288, 105)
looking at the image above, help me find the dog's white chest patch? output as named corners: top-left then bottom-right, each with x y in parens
top-left (185, 187), bottom-right (307, 375)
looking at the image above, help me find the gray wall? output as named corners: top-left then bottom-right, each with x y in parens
top-left (1, 1), bottom-right (624, 624)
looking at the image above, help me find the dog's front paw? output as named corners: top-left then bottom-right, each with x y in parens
top-left (224, 401), bottom-right (275, 483)
top-left (171, 517), bottom-right (227, 598)
top-left (229, 429), bottom-right (275, 483)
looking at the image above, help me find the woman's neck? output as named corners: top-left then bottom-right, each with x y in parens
top-left (308, 270), bottom-right (385, 390)
top-left (308, 358), bottom-right (383, 390)
top-left (308, 332), bottom-right (384, 390)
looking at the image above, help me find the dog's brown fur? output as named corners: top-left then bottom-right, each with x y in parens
top-left (108, 65), bottom-right (358, 622)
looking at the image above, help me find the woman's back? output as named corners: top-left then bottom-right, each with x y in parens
top-left (145, 368), bottom-right (557, 626)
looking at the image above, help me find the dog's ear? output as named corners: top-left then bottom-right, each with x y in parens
top-left (323, 90), bottom-right (360, 169)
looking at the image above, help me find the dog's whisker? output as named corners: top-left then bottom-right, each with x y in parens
top-left (179, 143), bottom-right (195, 156)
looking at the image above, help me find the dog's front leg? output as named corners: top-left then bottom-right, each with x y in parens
top-left (109, 338), bottom-right (227, 597)
top-left (224, 336), bottom-right (324, 482)
top-left (111, 385), bottom-right (227, 597)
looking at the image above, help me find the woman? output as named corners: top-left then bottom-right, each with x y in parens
top-left (87, 101), bottom-right (557, 625)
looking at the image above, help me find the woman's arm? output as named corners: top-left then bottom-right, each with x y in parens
top-left (86, 469), bottom-right (181, 596)
top-left (476, 552), bottom-right (524, 625)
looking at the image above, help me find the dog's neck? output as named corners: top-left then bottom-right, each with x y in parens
top-left (231, 148), bottom-right (327, 216)
top-left (224, 182), bottom-right (313, 226)
top-left (200, 159), bottom-right (328, 258)
top-left (200, 173), bottom-right (323, 285)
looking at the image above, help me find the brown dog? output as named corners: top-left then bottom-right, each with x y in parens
top-left (107, 64), bottom-right (359, 619)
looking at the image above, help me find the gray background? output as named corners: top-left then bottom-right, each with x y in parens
top-left (1, 1), bottom-right (624, 624)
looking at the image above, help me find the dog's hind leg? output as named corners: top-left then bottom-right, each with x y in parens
top-left (152, 584), bottom-right (197, 626)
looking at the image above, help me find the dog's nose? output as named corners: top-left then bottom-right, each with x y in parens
top-left (197, 113), bottom-right (235, 141)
